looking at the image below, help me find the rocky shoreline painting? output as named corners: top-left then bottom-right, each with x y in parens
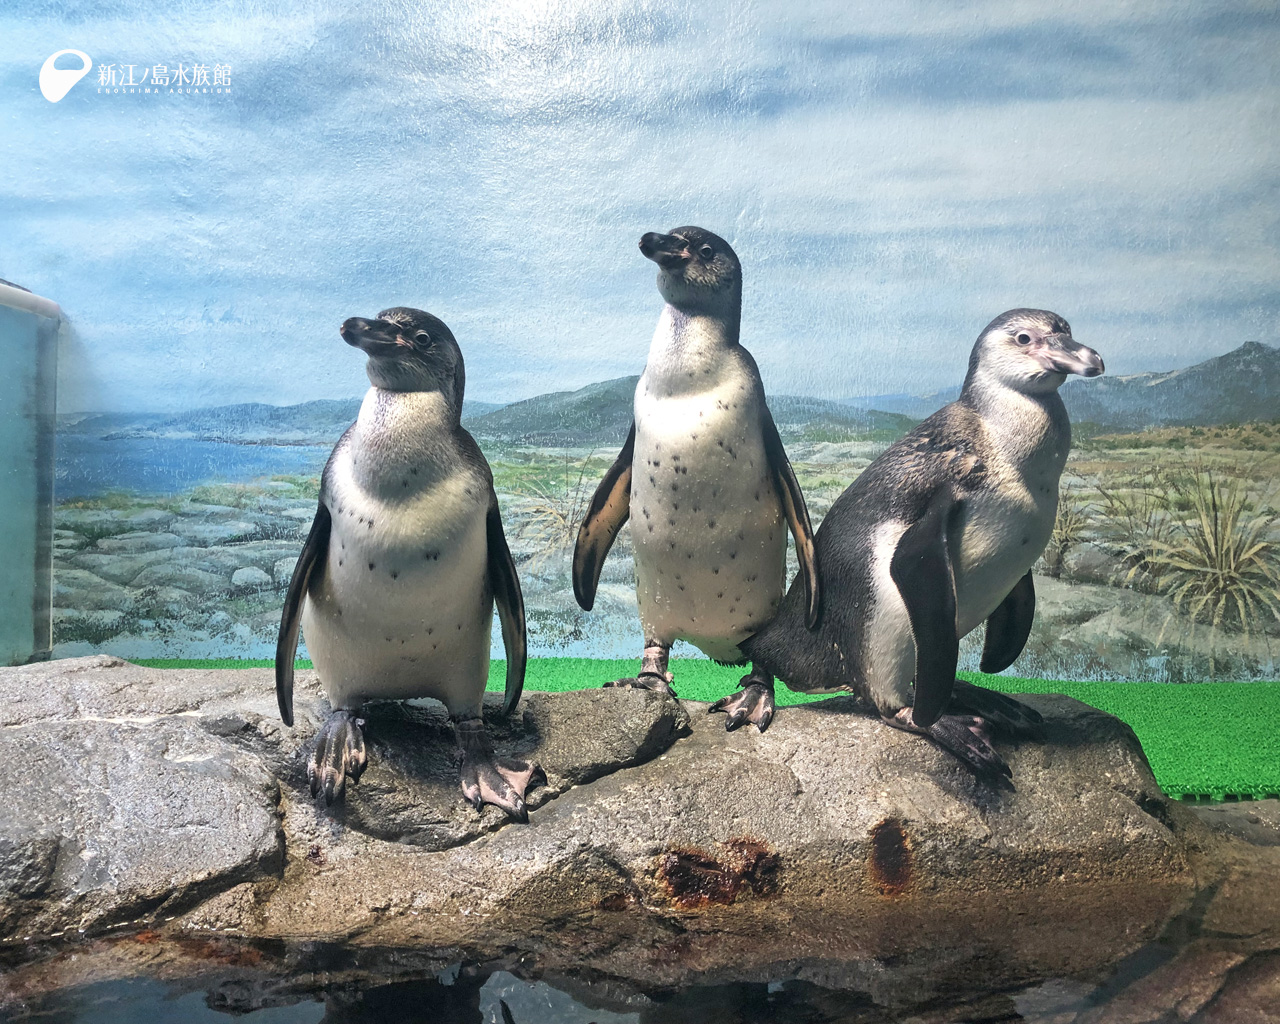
top-left (52, 340), bottom-right (1280, 681)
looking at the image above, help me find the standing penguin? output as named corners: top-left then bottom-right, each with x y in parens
top-left (276, 307), bottom-right (542, 818)
top-left (742, 309), bottom-right (1104, 779)
top-left (573, 226), bottom-right (820, 728)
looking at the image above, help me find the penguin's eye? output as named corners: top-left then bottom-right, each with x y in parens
top-left (1015, 332), bottom-right (1033, 346)
top-left (415, 332), bottom-right (432, 346)
top-left (698, 244), bottom-right (714, 260)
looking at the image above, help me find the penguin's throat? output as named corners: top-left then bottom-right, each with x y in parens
top-left (645, 304), bottom-right (739, 389)
top-left (350, 388), bottom-right (457, 490)
top-left (963, 373), bottom-right (1070, 468)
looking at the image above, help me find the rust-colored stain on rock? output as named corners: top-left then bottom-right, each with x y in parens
top-left (658, 837), bottom-right (780, 908)
top-left (868, 818), bottom-right (912, 896)
top-left (596, 893), bottom-right (632, 912)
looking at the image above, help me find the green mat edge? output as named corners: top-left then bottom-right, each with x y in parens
top-left (130, 657), bottom-right (1280, 804)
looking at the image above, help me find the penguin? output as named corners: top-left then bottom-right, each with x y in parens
top-left (275, 307), bottom-right (543, 818)
top-left (572, 226), bottom-right (820, 728)
top-left (741, 309), bottom-right (1104, 779)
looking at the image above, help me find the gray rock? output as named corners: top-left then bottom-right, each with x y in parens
top-left (2, 656), bottom-right (1274, 1013)
top-left (169, 519), bottom-right (259, 546)
top-left (0, 715), bottom-right (281, 939)
top-left (52, 529), bottom-right (83, 553)
top-left (123, 508), bottom-right (176, 530)
top-left (230, 566), bottom-right (272, 591)
top-left (52, 569), bottom-right (133, 612)
top-left (55, 509), bottom-right (126, 534)
top-left (52, 608), bottom-right (124, 643)
top-left (130, 563), bottom-right (228, 594)
top-left (67, 549), bottom-right (186, 587)
top-left (272, 556), bottom-right (298, 583)
top-left (1062, 542), bottom-right (1122, 585)
top-left (332, 690), bottom-right (688, 848)
top-left (94, 531), bottom-right (184, 555)
top-left (285, 692), bottom-right (1191, 1002)
top-left (188, 542), bottom-right (302, 577)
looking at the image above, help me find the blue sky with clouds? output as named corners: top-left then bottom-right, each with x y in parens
top-left (2, 1), bottom-right (1277, 411)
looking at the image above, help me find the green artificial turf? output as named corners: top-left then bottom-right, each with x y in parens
top-left (132, 656), bottom-right (1280, 803)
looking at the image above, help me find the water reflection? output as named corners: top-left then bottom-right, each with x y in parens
top-left (8, 965), bottom-right (1110, 1024)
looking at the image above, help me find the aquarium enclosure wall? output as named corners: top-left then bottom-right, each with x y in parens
top-left (0, 282), bottom-right (58, 666)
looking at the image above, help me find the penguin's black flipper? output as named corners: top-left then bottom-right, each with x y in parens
top-left (889, 486), bottom-right (959, 730)
top-left (487, 492), bottom-right (527, 716)
top-left (275, 500), bottom-right (331, 727)
top-left (572, 421), bottom-right (635, 611)
top-left (980, 570), bottom-right (1035, 674)
top-left (761, 408), bottom-right (821, 629)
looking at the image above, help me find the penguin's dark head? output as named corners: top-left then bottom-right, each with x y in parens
top-left (966, 308), bottom-right (1104, 397)
top-left (639, 226), bottom-right (741, 315)
top-left (340, 307), bottom-right (465, 411)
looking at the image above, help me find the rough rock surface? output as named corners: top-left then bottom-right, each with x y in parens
top-left (0, 657), bottom-right (1275, 1020)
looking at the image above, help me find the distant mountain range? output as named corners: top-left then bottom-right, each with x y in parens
top-left (62, 341), bottom-right (1276, 446)
top-left (462, 376), bottom-right (915, 445)
top-left (846, 341), bottom-right (1279, 430)
top-left (64, 398), bottom-right (504, 445)
top-left (1056, 340), bottom-right (1279, 430)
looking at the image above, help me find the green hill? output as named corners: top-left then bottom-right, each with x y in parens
top-left (463, 376), bottom-right (917, 445)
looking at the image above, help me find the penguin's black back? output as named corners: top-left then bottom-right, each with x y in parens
top-left (741, 401), bottom-right (992, 693)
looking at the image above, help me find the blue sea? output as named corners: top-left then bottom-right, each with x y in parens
top-left (55, 435), bottom-right (331, 500)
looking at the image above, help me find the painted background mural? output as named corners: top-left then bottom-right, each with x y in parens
top-left (2, 1), bottom-right (1277, 679)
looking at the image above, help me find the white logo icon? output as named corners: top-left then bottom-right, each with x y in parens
top-left (39, 50), bottom-right (93, 102)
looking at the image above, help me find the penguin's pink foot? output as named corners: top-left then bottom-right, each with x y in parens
top-left (307, 709), bottom-right (367, 805)
top-left (603, 671), bottom-right (677, 697)
top-left (884, 708), bottom-right (1013, 783)
top-left (454, 717), bottom-right (545, 822)
top-left (710, 672), bottom-right (775, 732)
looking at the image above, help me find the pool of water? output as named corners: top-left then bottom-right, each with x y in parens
top-left (0, 952), bottom-right (1169, 1024)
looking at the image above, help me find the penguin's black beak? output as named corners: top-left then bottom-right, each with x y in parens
top-left (341, 317), bottom-right (409, 356)
top-left (1040, 333), bottom-right (1105, 378)
top-left (640, 232), bottom-right (691, 271)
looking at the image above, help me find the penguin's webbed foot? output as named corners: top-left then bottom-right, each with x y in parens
top-left (455, 717), bottom-right (546, 823)
top-left (710, 674), bottom-right (775, 732)
top-left (885, 709), bottom-right (1013, 784)
top-left (603, 671), bottom-right (677, 697)
top-left (948, 679), bottom-right (1045, 739)
top-left (307, 709), bottom-right (367, 805)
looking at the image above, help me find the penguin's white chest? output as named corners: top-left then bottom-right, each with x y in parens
top-left (629, 376), bottom-right (785, 661)
top-left (862, 449), bottom-right (1061, 709)
top-left (302, 448), bottom-right (493, 714)
top-left (950, 464), bottom-right (1057, 635)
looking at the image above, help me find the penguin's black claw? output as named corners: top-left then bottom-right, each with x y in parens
top-left (885, 709), bottom-right (1013, 784)
top-left (306, 709), bottom-right (367, 805)
top-left (454, 717), bottom-right (546, 822)
top-left (604, 672), bottom-right (677, 697)
top-left (948, 679), bottom-right (1045, 740)
top-left (710, 679), bottom-right (775, 732)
